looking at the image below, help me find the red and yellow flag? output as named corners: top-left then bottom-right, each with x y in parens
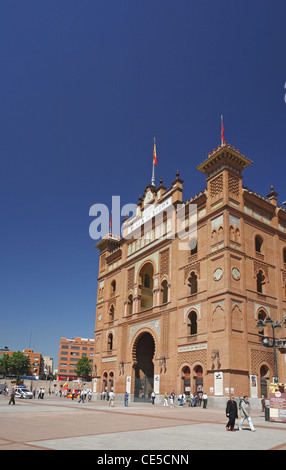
top-left (153, 138), bottom-right (157, 165)
top-left (221, 115), bottom-right (225, 145)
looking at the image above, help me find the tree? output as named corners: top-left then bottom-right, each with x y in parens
top-left (74, 357), bottom-right (92, 381)
top-left (0, 354), bottom-right (10, 378)
top-left (7, 352), bottom-right (31, 383)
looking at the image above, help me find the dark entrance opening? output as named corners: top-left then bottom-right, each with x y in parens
top-left (134, 332), bottom-right (155, 402)
top-left (260, 365), bottom-right (269, 398)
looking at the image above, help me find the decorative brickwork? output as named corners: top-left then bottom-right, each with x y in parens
top-left (210, 174), bottom-right (223, 197)
top-left (251, 348), bottom-right (274, 376)
top-left (178, 349), bottom-right (207, 369)
top-left (127, 267), bottom-right (135, 291)
top-left (160, 248), bottom-right (170, 277)
top-left (228, 174), bottom-right (240, 196)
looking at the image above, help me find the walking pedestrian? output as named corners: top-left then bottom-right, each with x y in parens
top-left (261, 395), bottom-right (265, 412)
top-left (8, 388), bottom-right (16, 405)
top-left (78, 389), bottom-right (85, 403)
top-left (169, 393), bottom-right (174, 407)
top-left (151, 391), bottom-right (155, 404)
top-left (190, 393), bottom-right (195, 407)
top-left (109, 391), bottom-right (115, 407)
top-left (202, 392), bottom-right (208, 408)
top-left (163, 392), bottom-right (169, 406)
top-left (238, 396), bottom-right (256, 431)
top-left (226, 396), bottom-right (238, 431)
top-left (124, 391), bottom-right (129, 407)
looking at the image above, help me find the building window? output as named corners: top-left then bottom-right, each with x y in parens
top-left (256, 270), bottom-right (265, 293)
top-left (139, 263), bottom-right (154, 311)
top-left (258, 310), bottom-right (267, 336)
top-left (255, 235), bottom-right (263, 253)
top-left (188, 272), bottom-right (198, 295)
top-left (161, 280), bottom-right (168, 304)
top-left (107, 333), bottom-right (113, 351)
top-left (111, 280), bottom-right (116, 293)
top-left (143, 274), bottom-right (150, 288)
top-left (109, 305), bottom-right (115, 322)
top-left (189, 238), bottom-right (197, 256)
top-left (128, 294), bottom-right (133, 315)
top-left (187, 311), bottom-right (198, 335)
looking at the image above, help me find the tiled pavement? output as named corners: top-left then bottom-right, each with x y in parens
top-left (0, 395), bottom-right (285, 451)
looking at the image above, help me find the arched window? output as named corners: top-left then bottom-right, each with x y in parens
top-left (128, 294), bottom-right (133, 315)
top-left (258, 310), bottom-right (267, 336)
top-left (161, 280), bottom-right (168, 304)
top-left (188, 272), bottom-right (198, 295)
top-left (107, 333), bottom-right (113, 351)
top-left (218, 226), bottom-right (223, 242)
top-left (235, 228), bottom-right (240, 243)
top-left (109, 305), bottom-right (115, 322)
top-left (139, 263), bottom-right (154, 311)
top-left (255, 235), bottom-right (263, 253)
top-left (212, 230), bottom-right (217, 245)
top-left (182, 366), bottom-right (191, 395)
top-left (111, 280), bottom-right (116, 293)
top-left (256, 270), bottom-right (265, 293)
top-left (188, 311), bottom-right (197, 335)
top-left (103, 372), bottom-right (108, 391)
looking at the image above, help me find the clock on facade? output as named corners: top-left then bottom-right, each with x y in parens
top-left (213, 268), bottom-right (223, 280)
top-left (232, 267), bottom-right (240, 280)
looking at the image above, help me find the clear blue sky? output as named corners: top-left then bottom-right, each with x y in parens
top-left (1, 1), bottom-right (286, 367)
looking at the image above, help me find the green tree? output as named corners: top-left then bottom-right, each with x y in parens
top-left (0, 354), bottom-right (10, 378)
top-left (74, 357), bottom-right (92, 381)
top-left (7, 351), bottom-right (31, 383)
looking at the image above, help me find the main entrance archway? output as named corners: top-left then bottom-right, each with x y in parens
top-left (133, 332), bottom-right (155, 402)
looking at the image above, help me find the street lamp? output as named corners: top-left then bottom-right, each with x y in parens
top-left (256, 315), bottom-right (286, 382)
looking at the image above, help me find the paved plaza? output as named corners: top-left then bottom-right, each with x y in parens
top-left (0, 394), bottom-right (285, 451)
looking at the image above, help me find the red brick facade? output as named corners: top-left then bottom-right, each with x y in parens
top-left (92, 143), bottom-right (286, 400)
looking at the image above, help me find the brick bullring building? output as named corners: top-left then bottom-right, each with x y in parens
top-left (92, 142), bottom-right (286, 402)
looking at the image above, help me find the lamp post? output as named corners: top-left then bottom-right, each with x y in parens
top-left (256, 315), bottom-right (286, 383)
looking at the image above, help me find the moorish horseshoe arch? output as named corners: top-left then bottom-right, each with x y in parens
top-left (130, 328), bottom-right (158, 402)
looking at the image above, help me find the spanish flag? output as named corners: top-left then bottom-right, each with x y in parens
top-left (221, 115), bottom-right (225, 145)
top-left (153, 138), bottom-right (157, 165)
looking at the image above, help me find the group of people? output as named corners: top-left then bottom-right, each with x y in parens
top-left (36, 388), bottom-right (45, 399)
top-left (163, 391), bottom-right (208, 408)
top-left (226, 395), bottom-right (256, 432)
top-left (77, 389), bottom-right (92, 403)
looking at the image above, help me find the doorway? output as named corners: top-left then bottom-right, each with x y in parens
top-left (134, 332), bottom-right (155, 402)
top-left (260, 365), bottom-right (269, 398)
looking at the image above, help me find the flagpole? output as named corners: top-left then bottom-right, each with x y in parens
top-left (151, 137), bottom-right (155, 186)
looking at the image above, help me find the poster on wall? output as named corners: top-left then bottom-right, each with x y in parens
top-left (269, 383), bottom-right (286, 423)
top-left (214, 372), bottom-right (223, 396)
top-left (126, 376), bottom-right (131, 394)
top-left (250, 375), bottom-right (258, 398)
top-left (154, 375), bottom-right (160, 394)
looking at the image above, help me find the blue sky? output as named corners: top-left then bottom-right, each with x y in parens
top-left (1, 1), bottom-right (286, 367)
